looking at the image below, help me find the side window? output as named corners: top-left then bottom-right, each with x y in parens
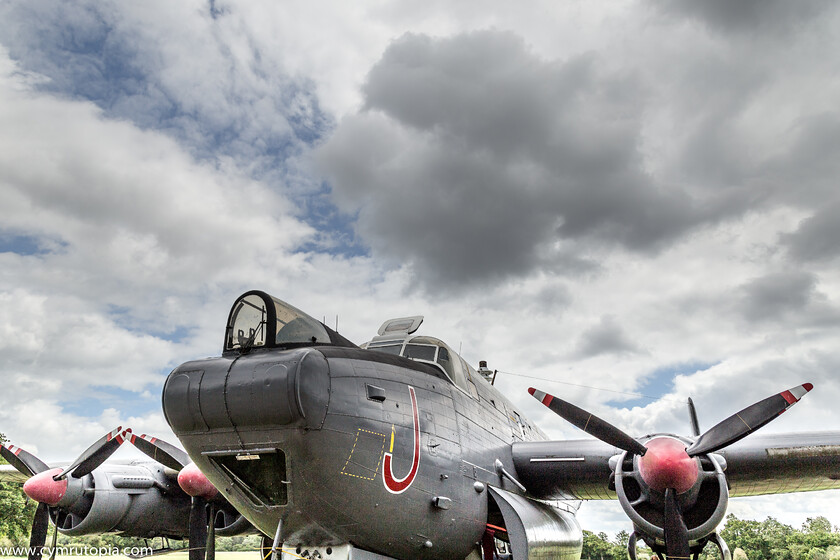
top-left (513, 411), bottom-right (525, 438)
top-left (440, 350), bottom-right (468, 393)
top-left (437, 347), bottom-right (457, 380)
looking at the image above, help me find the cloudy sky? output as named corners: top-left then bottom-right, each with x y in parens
top-left (2, 0), bottom-right (839, 535)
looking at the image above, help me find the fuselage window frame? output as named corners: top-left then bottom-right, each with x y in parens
top-left (363, 338), bottom-right (480, 401)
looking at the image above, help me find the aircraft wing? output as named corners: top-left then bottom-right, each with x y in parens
top-left (718, 431), bottom-right (840, 496)
top-left (0, 463), bottom-right (30, 484)
top-left (512, 431), bottom-right (840, 500)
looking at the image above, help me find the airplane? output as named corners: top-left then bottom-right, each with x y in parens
top-left (154, 289), bottom-right (840, 560)
top-left (0, 428), bottom-right (255, 560)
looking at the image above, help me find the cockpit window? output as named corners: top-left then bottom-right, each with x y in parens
top-left (368, 343), bottom-right (402, 355)
top-left (404, 340), bottom-right (474, 398)
top-left (404, 344), bottom-right (436, 361)
top-left (227, 294), bottom-right (268, 350)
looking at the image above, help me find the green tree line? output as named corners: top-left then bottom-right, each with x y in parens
top-left (0, 432), bottom-right (38, 546)
top-left (582, 515), bottom-right (840, 560)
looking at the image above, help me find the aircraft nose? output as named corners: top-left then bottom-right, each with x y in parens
top-left (23, 468), bottom-right (68, 506)
top-left (163, 348), bottom-right (330, 434)
top-left (177, 463), bottom-right (218, 499)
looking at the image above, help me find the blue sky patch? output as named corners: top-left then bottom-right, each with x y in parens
top-left (106, 304), bottom-right (194, 344)
top-left (0, 233), bottom-right (58, 256)
top-left (62, 386), bottom-right (161, 420)
top-left (609, 361), bottom-right (718, 409)
top-left (296, 184), bottom-right (368, 259)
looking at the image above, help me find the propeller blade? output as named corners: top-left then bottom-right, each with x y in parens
top-left (528, 388), bottom-right (648, 455)
top-left (206, 502), bottom-right (216, 560)
top-left (128, 433), bottom-right (190, 471)
top-left (54, 427), bottom-right (127, 480)
top-left (0, 443), bottom-right (49, 477)
top-left (664, 488), bottom-right (690, 559)
top-left (189, 497), bottom-right (208, 560)
top-left (48, 517), bottom-right (59, 560)
top-left (28, 502), bottom-right (50, 560)
top-left (686, 383), bottom-right (813, 457)
top-left (687, 398), bottom-right (701, 437)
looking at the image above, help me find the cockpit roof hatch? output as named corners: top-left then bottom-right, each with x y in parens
top-left (376, 316), bottom-right (424, 337)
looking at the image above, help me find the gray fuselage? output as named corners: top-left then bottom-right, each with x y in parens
top-left (162, 345), bottom-right (578, 560)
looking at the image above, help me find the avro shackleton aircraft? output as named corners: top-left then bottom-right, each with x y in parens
top-left (155, 290), bottom-right (840, 560)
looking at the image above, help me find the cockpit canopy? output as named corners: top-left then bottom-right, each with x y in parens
top-left (223, 292), bottom-right (481, 396)
top-left (224, 290), bottom-right (344, 353)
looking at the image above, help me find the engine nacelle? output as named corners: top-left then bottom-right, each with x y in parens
top-left (52, 462), bottom-right (191, 538)
top-left (613, 435), bottom-right (729, 552)
top-left (49, 461), bottom-right (255, 539)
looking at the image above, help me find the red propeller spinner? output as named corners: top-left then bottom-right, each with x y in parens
top-left (22, 468), bottom-right (68, 506)
top-left (177, 462), bottom-right (218, 499)
top-left (638, 436), bottom-right (699, 494)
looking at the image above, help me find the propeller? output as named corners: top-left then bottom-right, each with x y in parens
top-left (664, 488), bottom-right (690, 559)
top-left (47, 513), bottom-right (59, 560)
top-left (188, 496), bottom-right (209, 560)
top-left (54, 426), bottom-right (127, 480)
top-left (6, 428), bottom-right (179, 560)
top-left (529, 382), bottom-right (813, 558)
top-left (685, 383), bottom-right (812, 456)
top-left (5, 429), bottom-right (222, 560)
top-left (0, 443), bottom-right (50, 477)
top-left (687, 398), bottom-right (701, 438)
top-left (13, 428), bottom-right (130, 560)
top-left (1, 442), bottom-right (52, 560)
top-left (23, 427), bottom-right (130, 508)
top-left (127, 433), bottom-right (190, 471)
top-left (528, 388), bottom-right (648, 455)
top-left (125, 433), bottom-right (218, 560)
top-left (29, 503), bottom-right (50, 560)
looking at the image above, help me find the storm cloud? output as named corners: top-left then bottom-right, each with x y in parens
top-left (316, 30), bottom-right (780, 290)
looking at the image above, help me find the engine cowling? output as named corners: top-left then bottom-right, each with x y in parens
top-left (613, 435), bottom-right (729, 553)
top-left (49, 464), bottom-right (191, 538)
